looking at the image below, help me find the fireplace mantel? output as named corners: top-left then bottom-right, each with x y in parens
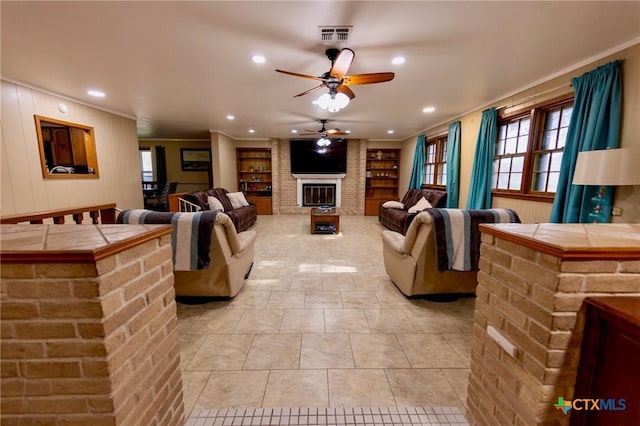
top-left (292, 174), bottom-right (345, 207)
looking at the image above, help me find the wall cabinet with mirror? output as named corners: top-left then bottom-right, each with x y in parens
top-left (35, 115), bottom-right (99, 179)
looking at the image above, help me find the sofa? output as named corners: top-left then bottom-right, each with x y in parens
top-left (180, 187), bottom-right (257, 232)
top-left (378, 188), bottom-right (447, 234)
top-left (117, 209), bottom-right (256, 297)
top-left (381, 208), bottom-right (520, 297)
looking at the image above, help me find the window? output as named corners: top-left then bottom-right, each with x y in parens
top-left (492, 97), bottom-right (573, 200)
top-left (139, 148), bottom-right (153, 182)
top-left (423, 134), bottom-right (448, 187)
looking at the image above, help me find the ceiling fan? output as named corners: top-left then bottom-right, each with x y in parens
top-left (276, 48), bottom-right (394, 110)
top-left (299, 119), bottom-right (349, 137)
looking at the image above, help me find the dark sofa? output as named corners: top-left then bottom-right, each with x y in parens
top-left (182, 187), bottom-right (257, 232)
top-left (378, 188), bottom-right (447, 235)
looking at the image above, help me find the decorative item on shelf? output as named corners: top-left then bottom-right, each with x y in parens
top-left (392, 164), bottom-right (398, 169)
top-left (572, 147), bottom-right (640, 223)
top-left (259, 165), bottom-right (264, 171)
top-left (376, 151), bottom-right (384, 160)
top-left (249, 165), bottom-right (255, 172)
top-left (366, 171), bottom-right (372, 178)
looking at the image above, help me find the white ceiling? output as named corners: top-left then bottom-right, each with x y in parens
top-left (2, 1), bottom-right (639, 141)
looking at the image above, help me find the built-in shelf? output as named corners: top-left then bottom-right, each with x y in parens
top-left (365, 148), bottom-right (400, 216)
top-left (236, 148), bottom-right (272, 215)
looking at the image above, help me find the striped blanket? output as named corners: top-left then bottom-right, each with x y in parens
top-left (424, 209), bottom-right (520, 272)
top-left (117, 209), bottom-right (217, 271)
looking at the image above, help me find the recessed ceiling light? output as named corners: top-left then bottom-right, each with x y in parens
top-left (248, 129), bottom-right (255, 133)
top-left (87, 90), bottom-right (105, 98)
top-left (226, 115), bottom-right (235, 120)
top-left (345, 130), bottom-right (351, 134)
top-left (422, 106), bottom-right (436, 113)
top-left (387, 129), bottom-right (394, 134)
top-left (392, 56), bottom-right (406, 65)
top-left (251, 55), bottom-right (266, 64)
top-left (291, 129), bottom-right (298, 134)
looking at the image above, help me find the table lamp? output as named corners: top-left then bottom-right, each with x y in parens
top-left (572, 147), bottom-right (640, 223)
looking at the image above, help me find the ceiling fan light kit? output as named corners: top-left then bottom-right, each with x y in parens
top-left (276, 47), bottom-right (394, 112)
top-left (316, 91), bottom-right (350, 112)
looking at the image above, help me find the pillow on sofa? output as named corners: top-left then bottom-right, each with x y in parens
top-left (383, 200), bottom-right (405, 209)
top-left (408, 196), bottom-right (432, 214)
top-left (207, 196), bottom-right (225, 211)
top-left (226, 192), bottom-right (250, 209)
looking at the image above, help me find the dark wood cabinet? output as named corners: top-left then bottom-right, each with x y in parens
top-left (365, 149), bottom-right (400, 216)
top-left (236, 148), bottom-right (272, 215)
top-left (571, 297), bottom-right (640, 426)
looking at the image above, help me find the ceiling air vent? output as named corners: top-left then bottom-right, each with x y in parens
top-left (318, 26), bottom-right (352, 44)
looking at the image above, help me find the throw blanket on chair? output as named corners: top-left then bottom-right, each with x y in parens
top-left (117, 209), bottom-right (217, 271)
top-left (425, 209), bottom-right (520, 272)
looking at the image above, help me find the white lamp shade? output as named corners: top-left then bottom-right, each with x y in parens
top-left (572, 147), bottom-right (640, 186)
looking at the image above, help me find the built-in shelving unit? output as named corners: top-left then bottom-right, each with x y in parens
top-left (365, 148), bottom-right (400, 216)
top-left (236, 148), bottom-right (272, 215)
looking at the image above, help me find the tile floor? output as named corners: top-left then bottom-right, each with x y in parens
top-left (178, 215), bottom-right (474, 425)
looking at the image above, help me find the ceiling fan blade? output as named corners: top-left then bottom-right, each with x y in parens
top-left (276, 69), bottom-right (327, 82)
top-left (330, 48), bottom-right (354, 79)
top-left (294, 84), bottom-right (325, 98)
top-left (326, 129), bottom-right (349, 136)
top-left (337, 85), bottom-right (356, 99)
top-left (342, 72), bottom-right (395, 85)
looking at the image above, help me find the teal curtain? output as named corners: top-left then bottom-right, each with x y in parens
top-left (408, 135), bottom-right (425, 190)
top-left (550, 60), bottom-right (622, 223)
top-left (466, 108), bottom-right (497, 209)
top-left (446, 121), bottom-right (461, 208)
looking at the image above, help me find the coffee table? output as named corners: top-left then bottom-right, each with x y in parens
top-left (310, 207), bottom-right (340, 234)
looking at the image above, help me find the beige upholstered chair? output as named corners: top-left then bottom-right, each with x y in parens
top-left (381, 211), bottom-right (478, 296)
top-left (174, 212), bottom-right (256, 297)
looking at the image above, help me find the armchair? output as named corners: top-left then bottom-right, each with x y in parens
top-left (382, 211), bottom-right (477, 297)
top-left (173, 212), bottom-right (256, 297)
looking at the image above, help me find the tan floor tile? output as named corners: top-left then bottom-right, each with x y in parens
top-left (340, 291), bottom-right (381, 309)
top-left (280, 309), bottom-right (325, 333)
top-left (176, 215), bottom-right (476, 410)
top-left (364, 309), bottom-right (417, 333)
top-left (196, 370), bottom-right (268, 408)
top-left (290, 276), bottom-right (323, 290)
top-left (188, 309), bottom-right (245, 335)
top-left (226, 290), bottom-right (271, 309)
top-left (186, 334), bottom-right (254, 370)
top-left (262, 369), bottom-right (329, 407)
top-left (386, 368), bottom-right (462, 408)
top-left (178, 334), bottom-right (206, 369)
top-left (266, 290), bottom-right (306, 309)
top-left (243, 334), bottom-right (301, 370)
top-left (325, 309), bottom-right (370, 333)
top-left (443, 334), bottom-right (472, 367)
top-left (350, 334), bottom-right (410, 368)
top-left (396, 334), bottom-right (466, 368)
top-left (300, 334), bottom-right (354, 369)
top-left (181, 371), bottom-right (211, 414)
top-left (403, 307), bottom-right (461, 333)
top-left (328, 369), bottom-right (395, 407)
top-left (234, 309), bottom-right (283, 334)
top-left (305, 290), bottom-right (343, 308)
top-left (442, 368), bottom-right (471, 408)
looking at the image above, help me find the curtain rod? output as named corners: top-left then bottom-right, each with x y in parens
top-left (496, 82), bottom-right (573, 111)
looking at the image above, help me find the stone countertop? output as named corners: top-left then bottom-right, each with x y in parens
top-left (0, 224), bottom-right (172, 263)
top-left (479, 223), bottom-right (640, 260)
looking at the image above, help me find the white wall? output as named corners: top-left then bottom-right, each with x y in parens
top-left (1, 81), bottom-right (143, 216)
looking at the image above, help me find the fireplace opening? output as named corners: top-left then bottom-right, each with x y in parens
top-left (302, 184), bottom-right (336, 207)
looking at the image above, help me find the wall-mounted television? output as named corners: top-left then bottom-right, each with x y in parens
top-left (290, 139), bottom-right (347, 174)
